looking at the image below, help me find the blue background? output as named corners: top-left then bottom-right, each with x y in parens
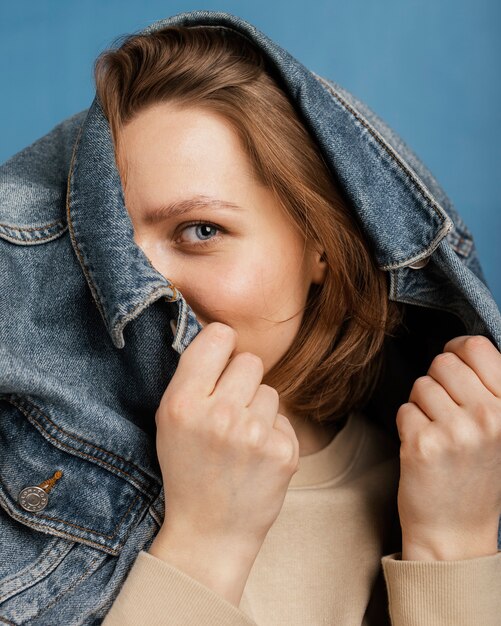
top-left (1, 1), bottom-right (499, 307)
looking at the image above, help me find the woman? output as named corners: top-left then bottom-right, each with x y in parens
top-left (0, 10), bottom-right (500, 626)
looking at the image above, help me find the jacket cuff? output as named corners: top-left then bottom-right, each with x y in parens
top-left (103, 550), bottom-right (257, 626)
top-left (381, 550), bottom-right (501, 626)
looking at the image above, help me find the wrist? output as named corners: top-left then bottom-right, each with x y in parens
top-left (148, 525), bottom-right (260, 607)
top-left (401, 526), bottom-right (499, 561)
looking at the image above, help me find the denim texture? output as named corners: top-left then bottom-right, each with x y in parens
top-left (1, 10), bottom-right (500, 624)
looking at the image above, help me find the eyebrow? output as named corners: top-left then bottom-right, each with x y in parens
top-left (142, 195), bottom-right (243, 224)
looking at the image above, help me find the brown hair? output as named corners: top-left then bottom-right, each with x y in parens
top-left (94, 25), bottom-right (402, 426)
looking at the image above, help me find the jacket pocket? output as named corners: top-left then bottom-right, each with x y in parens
top-left (0, 396), bottom-right (155, 625)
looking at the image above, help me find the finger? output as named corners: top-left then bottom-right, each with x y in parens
top-left (171, 322), bottom-right (238, 397)
top-left (395, 401), bottom-right (432, 443)
top-left (246, 384), bottom-right (281, 428)
top-left (214, 352), bottom-right (264, 407)
top-left (409, 375), bottom-right (459, 422)
top-left (427, 350), bottom-right (487, 407)
top-left (271, 413), bottom-right (300, 468)
top-left (442, 335), bottom-right (501, 398)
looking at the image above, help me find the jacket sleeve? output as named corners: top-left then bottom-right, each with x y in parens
top-left (102, 550), bottom-right (258, 626)
top-left (381, 550), bottom-right (501, 626)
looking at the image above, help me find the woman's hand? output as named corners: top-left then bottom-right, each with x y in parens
top-left (395, 334), bottom-right (501, 561)
top-left (153, 321), bottom-right (299, 561)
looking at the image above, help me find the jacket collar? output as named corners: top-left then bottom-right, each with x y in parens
top-left (66, 97), bottom-right (179, 349)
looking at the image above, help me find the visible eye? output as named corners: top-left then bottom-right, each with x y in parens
top-left (175, 221), bottom-right (224, 248)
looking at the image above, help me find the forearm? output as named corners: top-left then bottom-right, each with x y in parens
top-left (148, 526), bottom-right (259, 607)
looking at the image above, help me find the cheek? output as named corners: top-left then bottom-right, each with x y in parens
top-left (197, 253), bottom-right (306, 329)
top-left (187, 259), bottom-right (267, 325)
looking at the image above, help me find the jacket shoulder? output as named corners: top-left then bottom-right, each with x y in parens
top-left (0, 110), bottom-right (88, 245)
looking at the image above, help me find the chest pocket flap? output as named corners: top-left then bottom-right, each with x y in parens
top-left (0, 395), bottom-right (153, 557)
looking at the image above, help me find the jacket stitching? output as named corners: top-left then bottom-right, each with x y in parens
top-left (0, 539), bottom-right (71, 603)
top-left (65, 125), bottom-right (110, 330)
top-left (28, 553), bottom-right (103, 621)
top-left (46, 493), bottom-right (138, 539)
top-left (64, 127), bottom-right (177, 341)
top-left (5, 396), bottom-right (158, 496)
top-left (0, 220), bottom-right (63, 231)
top-left (13, 403), bottom-right (149, 498)
top-left (313, 73), bottom-right (446, 223)
top-left (112, 284), bottom-right (180, 347)
top-left (0, 476), bottom-right (140, 539)
top-left (379, 225), bottom-right (452, 271)
top-left (0, 505), bottom-right (123, 554)
top-left (0, 537), bottom-right (61, 589)
top-left (0, 229), bottom-right (67, 245)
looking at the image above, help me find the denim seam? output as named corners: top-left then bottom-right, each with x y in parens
top-left (0, 469), bottom-right (141, 542)
top-left (313, 73), bottom-right (447, 224)
top-left (0, 538), bottom-right (70, 602)
top-left (446, 229), bottom-right (473, 257)
top-left (381, 226), bottom-right (451, 271)
top-left (0, 220), bottom-right (64, 231)
top-left (65, 127), bottom-right (179, 344)
top-left (5, 395), bottom-right (159, 497)
top-left (313, 75), bottom-right (453, 271)
top-left (0, 227), bottom-right (67, 245)
top-left (112, 284), bottom-right (179, 348)
top-left (0, 538), bottom-right (60, 590)
top-left (0, 500), bottom-right (124, 555)
top-left (28, 553), bottom-right (103, 622)
top-left (148, 502), bottom-right (163, 529)
top-left (65, 125), bottom-right (110, 332)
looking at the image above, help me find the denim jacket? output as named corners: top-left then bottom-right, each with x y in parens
top-left (1, 10), bottom-right (500, 625)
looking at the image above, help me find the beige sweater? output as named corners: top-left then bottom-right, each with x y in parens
top-left (103, 411), bottom-right (501, 625)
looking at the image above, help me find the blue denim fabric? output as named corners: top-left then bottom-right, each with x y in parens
top-left (1, 10), bottom-right (500, 625)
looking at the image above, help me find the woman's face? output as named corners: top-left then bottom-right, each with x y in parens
top-left (119, 103), bottom-right (326, 374)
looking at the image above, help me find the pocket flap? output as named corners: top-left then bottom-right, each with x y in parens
top-left (0, 396), bottom-right (154, 556)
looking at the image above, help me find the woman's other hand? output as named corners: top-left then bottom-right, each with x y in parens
top-left (152, 321), bottom-right (299, 561)
top-left (395, 335), bottom-right (501, 560)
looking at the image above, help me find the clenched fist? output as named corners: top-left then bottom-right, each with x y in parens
top-left (153, 321), bottom-right (300, 561)
top-left (396, 335), bottom-right (501, 560)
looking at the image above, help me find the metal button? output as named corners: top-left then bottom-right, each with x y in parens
top-left (18, 486), bottom-right (49, 512)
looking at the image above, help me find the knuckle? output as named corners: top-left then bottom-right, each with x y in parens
top-left (396, 402), bottom-right (417, 436)
top-left (209, 403), bottom-right (236, 437)
top-left (431, 351), bottom-right (457, 370)
top-left (242, 420), bottom-right (267, 449)
top-left (465, 335), bottom-right (491, 353)
top-left (474, 403), bottom-right (501, 437)
top-left (210, 407), bottom-right (234, 438)
top-left (275, 440), bottom-right (296, 468)
top-left (412, 376), bottom-right (434, 394)
top-left (447, 422), bottom-right (480, 450)
top-left (165, 391), bottom-right (193, 422)
top-left (413, 431), bottom-right (441, 460)
top-left (396, 402), bottom-right (414, 424)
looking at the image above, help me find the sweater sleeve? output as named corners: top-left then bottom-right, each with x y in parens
top-left (381, 550), bottom-right (501, 626)
top-left (102, 550), bottom-right (258, 626)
